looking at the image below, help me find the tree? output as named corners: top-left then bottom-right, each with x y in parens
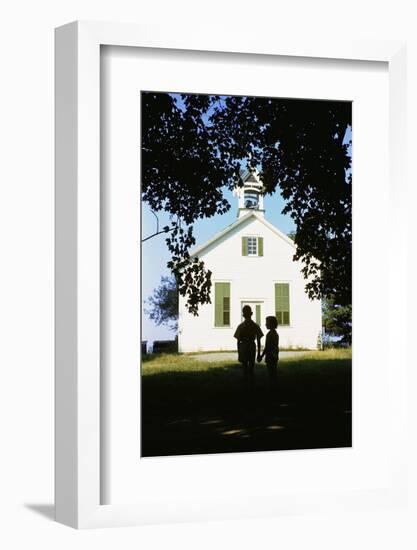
top-left (210, 96), bottom-right (351, 306)
top-left (142, 92), bottom-right (352, 313)
top-left (145, 276), bottom-right (178, 331)
top-left (322, 297), bottom-right (352, 344)
top-left (141, 93), bottom-right (230, 315)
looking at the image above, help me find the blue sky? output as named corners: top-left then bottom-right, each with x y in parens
top-left (142, 98), bottom-right (352, 346)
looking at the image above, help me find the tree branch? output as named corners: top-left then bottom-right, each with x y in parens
top-left (142, 226), bottom-right (175, 243)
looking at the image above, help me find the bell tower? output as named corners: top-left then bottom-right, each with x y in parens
top-left (233, 169), bottom-right (265, 218)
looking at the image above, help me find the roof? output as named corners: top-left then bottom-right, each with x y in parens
top-left (190, 211), bottom-right (295, 258)
top-left (239, 168), bottom-right (262, 186)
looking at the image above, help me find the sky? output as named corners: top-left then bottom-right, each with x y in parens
top-left (141, 97), bottom-right (352, 347)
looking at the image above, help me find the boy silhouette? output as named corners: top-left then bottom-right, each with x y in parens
top-left (234, 305), bottom-right (263, 383)
top-left (258, 315), bottom-right (279, 382)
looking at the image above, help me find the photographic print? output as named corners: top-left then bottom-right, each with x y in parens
top-left (141, 92), bottom-right (352, 457)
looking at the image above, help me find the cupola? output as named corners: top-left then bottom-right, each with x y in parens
top-left (233, 169), bottom-right (265, 218)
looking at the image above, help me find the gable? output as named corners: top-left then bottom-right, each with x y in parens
top-left (190, 212), bottom-right (295, 259)
top-left (240, 168), bottom-right (262, 185)
top-left (246, 173), bottom-right (258, 183)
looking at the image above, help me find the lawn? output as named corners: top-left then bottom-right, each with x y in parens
top-left (141, 348), bottom-right (352, 457)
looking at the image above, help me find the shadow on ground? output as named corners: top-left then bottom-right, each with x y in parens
top-left (24, 504), bottom-right (55, 521)
top-left (141, 357), bottom-right (352, 457)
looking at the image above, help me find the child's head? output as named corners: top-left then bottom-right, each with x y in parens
top-left (265, 316), bottom-right (278, 329)
top-left (242, 305), bottom-right (253, 319)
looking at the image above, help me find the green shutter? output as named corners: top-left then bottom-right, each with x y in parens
top-left (275, 283), bottom-right (290, 326)
top-left (255, 304), bottom-right (261, 325)
top-left (215, 282), bottom-right (230, 327)
top-left (258, 237), bottom-right (263, 256)
top-left (242, 237), bottom-right (248, 256)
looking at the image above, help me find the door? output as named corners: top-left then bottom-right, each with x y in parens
top-left (241, 301), bottom-right (263, 326)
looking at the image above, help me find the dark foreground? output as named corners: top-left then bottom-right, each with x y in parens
top-left (141, 350), bottom-right (352, 457)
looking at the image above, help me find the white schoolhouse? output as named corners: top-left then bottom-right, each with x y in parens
top-left (178, 170), bottom-right (322, 352)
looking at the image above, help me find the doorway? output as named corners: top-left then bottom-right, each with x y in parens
top-left (241, 301), bottom-right (263, 326)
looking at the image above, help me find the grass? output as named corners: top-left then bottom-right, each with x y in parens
top-left (141, 348), bottom-right (352, 457)
top-left (179, 346), bottom-right (312, 355)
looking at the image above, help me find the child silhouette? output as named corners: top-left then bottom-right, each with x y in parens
top-left (234, 305), bottom-right (263, 383)
top-left (258, 316), bottom-right (279, 381)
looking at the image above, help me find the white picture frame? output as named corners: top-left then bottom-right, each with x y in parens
top-left (55, 21), bottom-right (407, 529)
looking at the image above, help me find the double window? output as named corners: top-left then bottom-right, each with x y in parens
top-left (214, 282), bottom-right (231, 327)
top-left (215, 282), bottom-right (290, 327)
top-left (242, 236), bottom-right (263, 257)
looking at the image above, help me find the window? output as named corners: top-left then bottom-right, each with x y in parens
top-left (247, 236), bottom-right (257, 256)
top-left (275, 283), bottom-right (290, 326)
top-left (244, 190), bottom-right (259, 208)
top-left (223, 296), bottom-right (230, 326)
top-left (242, 236), bottom-right (263, 257)
top-left (214, 282), bottom-right (231, 327)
